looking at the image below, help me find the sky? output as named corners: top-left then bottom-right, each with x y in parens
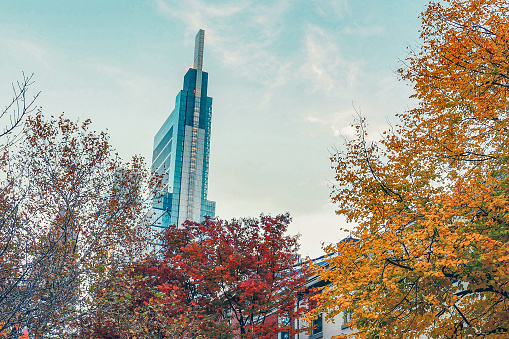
top-left (0, 0), bottom-right (429, 258)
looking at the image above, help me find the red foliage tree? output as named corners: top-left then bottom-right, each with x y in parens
top-left (82, 261), bottom-right (209, 339)
top-left (86, 214), bottom-right (309, 339)
top-left (162, 214), bottom-right (307, 338)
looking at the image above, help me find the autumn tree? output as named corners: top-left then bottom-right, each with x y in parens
top-left (87, 214), bottom-right (308, 339)
top-left (309, 1), bottom-right (509, 338)
top-left (82, 257), bottom-right (211, 339)
top-left (0, 111), bottom-right (153, 338)
top-left (0, 74), bottom-right (39, 338)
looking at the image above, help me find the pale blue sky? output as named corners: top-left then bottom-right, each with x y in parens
top-left (0, 0), bottom-right (428, 258)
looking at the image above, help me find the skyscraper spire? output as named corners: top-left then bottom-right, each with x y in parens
top-left (193, 29), bottom-right (205, 71)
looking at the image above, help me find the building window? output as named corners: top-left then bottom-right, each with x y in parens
top-left (310, 314), bottom-right (323, 339)
top-left (341, 309), bottom-right (351, 330)
top-left (279, 315), bottom-right (290, 339)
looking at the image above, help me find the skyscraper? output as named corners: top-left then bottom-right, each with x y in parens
top-left (151, 29), bottom-right (215, 231)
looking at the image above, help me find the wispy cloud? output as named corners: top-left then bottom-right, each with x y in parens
top-left (311, 0), bottom-right (350, 19)
top-left (153, 0), bottom-right (246, 43)
top-left (299, 25), bottom-right (362, 93)
top-left (93, 64), bottom-right (160, 96)
top-left (0, 31), bottom-right (54, 71)
top-left (342, 23), bottom-right (386, 37)
top-left (305, 109), bottom-right (357, 138)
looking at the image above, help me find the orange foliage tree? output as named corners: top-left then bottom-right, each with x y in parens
top-left (0, 111), bottom-right (153, 338)
top-left (309, 0), bottom-right (509, 338)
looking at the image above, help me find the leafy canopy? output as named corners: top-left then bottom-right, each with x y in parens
top-left (86, 214), bottom-right (308, 339)
top-left (310, 1), bottom-right (509, 338)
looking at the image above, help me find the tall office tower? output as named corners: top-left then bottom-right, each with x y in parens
top-left (151, 29), bottom-right (215, 231)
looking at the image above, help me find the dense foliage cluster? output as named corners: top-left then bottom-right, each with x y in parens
top-left (310, 0), bottom-right (509, 338)
top-left (86, 215), bottom-right (308, 339)
top-left (0, 104), bottom-right (153, 338)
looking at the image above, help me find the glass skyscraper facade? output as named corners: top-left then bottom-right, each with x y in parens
top-left (151, 29), bottom-right (215, 231)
